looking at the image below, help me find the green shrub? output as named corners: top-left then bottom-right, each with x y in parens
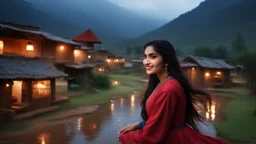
top-left (92, 74), bottom-right (111, 89)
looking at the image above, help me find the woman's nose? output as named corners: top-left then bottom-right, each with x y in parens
top-left (143, 58), bottom-right (149, 65)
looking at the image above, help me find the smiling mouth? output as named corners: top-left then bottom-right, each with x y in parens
top-left (146, 66), bottom-right (153, 70)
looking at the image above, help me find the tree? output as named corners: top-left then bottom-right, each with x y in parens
top-left (193, 46), bottom-right (214, 58)
top-left (234, 51), bottom-right (256, 92)
top-left (126, 46), bottom-right (132, 55)
top-left (231, 32), bottom-right (247, 53)
top-left (214, 45), bottom-right (228, 59)
top-left (133, 46), bottom-right (143, 56)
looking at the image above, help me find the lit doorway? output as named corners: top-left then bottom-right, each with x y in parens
top-left (12, 81), bottom-right (22, 104)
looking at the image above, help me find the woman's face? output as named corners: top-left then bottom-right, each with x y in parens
top-left (143, 46), bottom-right (165, 75)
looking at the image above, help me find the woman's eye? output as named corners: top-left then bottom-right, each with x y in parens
top-left (150, 56), bottom-right (156, 59)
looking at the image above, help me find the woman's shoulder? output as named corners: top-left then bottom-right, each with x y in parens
top-left (161, 79), bottom-right (184, 94)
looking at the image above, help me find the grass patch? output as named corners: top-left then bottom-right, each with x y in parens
top-left (215, 88), bottom-right (256, 142)
top-left (60, 74), bottom-right (146, 109)
top-left (60, 85), bottom-right (140, 110)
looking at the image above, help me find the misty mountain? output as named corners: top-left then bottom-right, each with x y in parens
top-left (119, 0), bottom-right (256, 53)
top-left (25, 0), bottom-right (165, 38)
top-left (0, 0), bottom-right (115, 40)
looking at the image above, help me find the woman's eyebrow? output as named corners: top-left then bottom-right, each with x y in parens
top-left (144, 53), bottom-right (157, 56)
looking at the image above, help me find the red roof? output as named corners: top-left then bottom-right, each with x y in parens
top-left (72, 29), bottom-right (101, 44)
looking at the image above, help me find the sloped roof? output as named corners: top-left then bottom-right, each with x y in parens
top-left (180, 62), bottom-right (198, 68)
top-left (72, 29), bottom-right (102, 44)
top-left (65, 63), bottom-right (95, 69)
top-left (0, 55), bottom-right (68, 79)
top-left (131, 59), bottom-right (143, 63)
top-left (182, 56), bottom-right (234, 69)
top-left (0, 23), bottom-right (82, 46)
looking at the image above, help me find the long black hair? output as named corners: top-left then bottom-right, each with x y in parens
top-left (141, 40), bottom-right (212, 131)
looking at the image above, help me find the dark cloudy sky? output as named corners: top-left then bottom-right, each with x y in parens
top-left (107, 0), bottom-right (205, 21)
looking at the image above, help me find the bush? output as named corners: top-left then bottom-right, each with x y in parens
top-left (111, 69), bottom-right (131, 74)
top-left (92, 74), bottom-right (111, 89)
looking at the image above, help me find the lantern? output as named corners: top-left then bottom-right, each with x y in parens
top-left (0, 40), bottom-right (3, 54)
top-left (26, 42), bottom-right (34, 51)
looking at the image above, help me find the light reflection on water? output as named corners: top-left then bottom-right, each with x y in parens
top-left (37, 133), bottom-right (51, 144)
top-left (0, 93), bottom-right (230, 144)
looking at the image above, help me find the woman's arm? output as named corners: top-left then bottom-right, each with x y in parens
top-left (119, 89), bottom-right (179, 144)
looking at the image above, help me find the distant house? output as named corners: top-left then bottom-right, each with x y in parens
top-left (72, 29), bottom-right (102, 49)
top-left (0, 55), bottom-right (67, 113)
top-left (180, 56), bottom-right (234, 88)
top-left (230, 65), bottom-right (245, 84)
top-left (130, 58), bottom-right (144, 73)
top-left (65, 63), bottom-right (94, 89)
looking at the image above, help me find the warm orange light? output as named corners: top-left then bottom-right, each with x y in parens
top-left (92, 124), bottom-right (97, 129)
top-left (106, 59), bottom-right (110, 63)
top-left (115, 59), bottom-right (119, 62)
top-left (26, 42), bottom-right (34, 51)
top-left (37, 83), bottom-right (46, 89)
top-left (74, 50), bottom-right (80, 55)
top-left (0, 40), bottom-right (3, 54)
top-left (6, 84), bottom-right (9, 87)
top-left (192, 67), bottom-right (195, 70)
top-left (88, 55), bottom-right (91, 59)
top-left (77, 117), bottom-right (83, 131)
top-left (217, 71), bottom-right (221, 75)
top-left (99, 68), bottom-right (102, 72)
top-left (211, 105), bottom-right (215, 114)
top-left (113, 80), bottom-right (119, 85)
top-left (131, 95), bottom-right (135, 102)
top-left (111, 103), bottom-right (114, 111)
top-left (205, 72), bottom-right (210, 77)
top-left (206, 112), bottom-right (210, 119)
top-left (60, 46), bottom-right (64, 50)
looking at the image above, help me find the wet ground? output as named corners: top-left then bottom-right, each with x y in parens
top-left (0, 92), bottom-right (231, 144)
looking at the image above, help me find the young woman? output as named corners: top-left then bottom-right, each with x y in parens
top-left (118, 40), bottom-right (228, 144)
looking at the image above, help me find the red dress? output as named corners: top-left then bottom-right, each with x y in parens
top-left (119, 79), bottom-right (228, 144)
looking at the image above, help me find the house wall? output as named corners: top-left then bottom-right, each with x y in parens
top-left (94, 52), bottom-right (108, 62)
top-left (74, 49), bottom-right (87, 64)
top-left (29, 80), bottom-right (52, 110)
top-left (182, 67), bottom-right (204, 88)
top-left (22, 80), bottom-right (32, 104)
top-left (223, 70), bottom-right (232, 87)
top-left (182, 67), bottom-right (233, 88)
top-left (0, 37), bottom-right (41, 57)
top-left (88, 53), bottom-right (98, 62)
top-left (51, 79), bottom-right (56, 101)
top-left (41, 40), bottom-right (75, 63)
top-left (56, 43), bottom-right (74, 62)
top-left (203, 68), bottom-right (214, 87)
top-left (87, 42), bottom-right (94, 48)
top-left (0, 80), bottom-right (13, 109)
top-left (202, 68), bottom-right (232, 88)
top-left (0, 79), bottom-right (57, 112)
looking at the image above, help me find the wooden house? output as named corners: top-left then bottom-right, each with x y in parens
top-left (0, 22), bottom-right (90, 64)
top-left (180, 56), bottom-right (234, 88)
top-left (0, 22), bottom-right (94, 88)
top-left (0, 55), bottom-right (67, 113)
